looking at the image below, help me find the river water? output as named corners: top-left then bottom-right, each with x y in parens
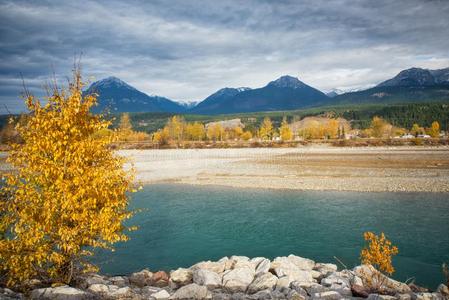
top-left (95, 184), bottom-right (449, 289)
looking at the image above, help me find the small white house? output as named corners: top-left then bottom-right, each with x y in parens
top-left (400, 134), bottom-right (415, 139)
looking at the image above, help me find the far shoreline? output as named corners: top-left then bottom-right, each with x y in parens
top-left (121, 145), bottom-right (449, 193)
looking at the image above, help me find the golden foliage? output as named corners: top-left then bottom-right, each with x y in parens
top-left (185, 122), bottom-right (206, 141)
top-left (429, 121), bottom-right (440, 138)
top-left (116, 113), bottom-right (150, 142)
top-left (207, 123), bottom-right (224, 141)
top-left (370, 116), bottom-right (391, 138)
top-left (279, 117), bottom-right (292, 141)
top-left (259, 117), bottom-right (273, 140)
top-left (241, 131), bottom-right (252, 141)
top-left (360, 232), bottom-right (398, 275)
top-left (0, 71), bottom-right (135, 286)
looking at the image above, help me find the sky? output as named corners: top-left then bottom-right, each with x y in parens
top-left (1, 0), bottom-right (449, 113)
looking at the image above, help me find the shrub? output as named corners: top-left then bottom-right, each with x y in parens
top-left (0, 70), bottom-right (136, 287)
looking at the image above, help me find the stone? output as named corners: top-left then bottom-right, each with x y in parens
top-left (151, 289), bottom-right (171, 300)
top-left (142, 286), bottom-right (162, 295)
top-left (129, 269), bottom-right (153, 287)
top-left (169, 283), bottom-right (211, 299)
top-left (367, 294), bottom-right (398, 300)
top-left (396, 294), bottom-right (412, 300)
top-left (231, 255), bottom-right (250, 262)
top-left (409, 283), bottom-right (429, 293)
top-left (108, 286), bottom-right (133, 298)
top-left (30, 286), bottom-right (93, 300)
top-left (287, 255), bottom-right (315, 270)
top-left (249, 289), bottom-right (273, 300)
top-left (254, 259), bottom-right (271, 276)
top-left (247, 273), bottom-right (278, 294)
top-left (78, 274), bottom-right (109, 289)
top-left (271, 257), bottom-right (313, 283)
top-left (321, 271), bottom-right (352, 296)
top-left (351, 284), bottom-right (369, 298)
top-left (109, 276), bottom-right (129, 287)
top-left (437, 284), bottom-right (449, 296)
top-left (0, 288), bottom-right (23, 300)
top-left (311, 290), bottom-right (342, 300)
top-left (314, 263), bottom-right (338, 276)
top-left (87, 284), bottom-right (109, 294)
top-left (301, 282), bottom-right (330, 295)
top-left (250, 257), bottom-right (266, 268)
top-left (234, 259), bottom-right (255, 271)
top-left (192, 261), bottom-right (226, 274)
top-left (412, 293), bottom-right (445, 300)
top-left (152, 271), bottom-right (170, 287)
top-left (354, 265), bottom-right (411, 294)
top-left (222, 267), bottom-right (255, 293)
top-left (170, 268), bottom-right (193, 287)
top-left (287, 289), bottom-right (307, 300)
top-left (193, 269), bottom-right (222, 289)
top-left (276, 275), bottom-right (295, 290)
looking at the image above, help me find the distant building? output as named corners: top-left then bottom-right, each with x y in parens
top-left (417, 134), bottom-right (431, 138)
top-left (400, 134), bottom-right (415, 139)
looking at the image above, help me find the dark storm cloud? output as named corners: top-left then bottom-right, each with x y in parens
top-left (1, 0), bottom-right (449, 113)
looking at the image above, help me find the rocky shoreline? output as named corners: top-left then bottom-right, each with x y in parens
top-left (2, 255), bottom-right (448, 300)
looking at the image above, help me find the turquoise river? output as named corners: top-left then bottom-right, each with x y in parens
top-left (95, 184), bottom-right (449, 289)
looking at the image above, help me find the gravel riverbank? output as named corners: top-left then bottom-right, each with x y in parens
top-left (121, 146), bottom-right (449, 193)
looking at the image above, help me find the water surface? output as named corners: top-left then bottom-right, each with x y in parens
top-left (95, 184), bottom-right (449, 289)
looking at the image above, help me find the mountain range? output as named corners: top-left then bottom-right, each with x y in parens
top-left (85, 67), bottom-right (449, 115)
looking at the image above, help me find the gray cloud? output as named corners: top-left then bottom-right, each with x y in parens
top-left (1, 0), bottom-right (449, 113)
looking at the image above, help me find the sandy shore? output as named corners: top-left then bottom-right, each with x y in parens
top-left (120, 145), bottom-right (449, 193)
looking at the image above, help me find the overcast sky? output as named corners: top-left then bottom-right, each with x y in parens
top-left (1, 0), bottom-right (449, 113)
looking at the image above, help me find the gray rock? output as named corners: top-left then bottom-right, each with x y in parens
top-left (254, 259), bottom-right (271, 276)
top-left (0, 288), bottom-right (24, 300)
top-left (222, 267), bottom-right (255, 293)
top-left (192, 261), bottom-right (226, 274)
top-left (170, 268), bottom-right (193, 287)
top-left (142, 286), bottom-right (163, 295)
top-left (412, 293), bottom-right (444, 300)
top-left (321, 272), bottom-right (352, 296)
top-left (151, 289), bottom-right (171, 300)
top-left (78, 274), bottom-right (109, 289)
top-left (287, 255), bottom-right (315, 270)
top-left (367, 294), bottom-right (398, 300)
top-left (247, 273), bottom-right (278, 294)
top-left (87, 284), bottom-right (109, 294)
top-left (129, 269), bottom-right (153, 287)
top-left (248, 289), bottom-right (274, 300)
top-left (108, 286), bottom-right (134, 298)
top-left (311, 290), bottom-right (342, 300)
top-left (170, 283), bottom-right (211, 299)
top-left (354, 265), bottom-right (411, 294)
top-left (436, 284), bottom-right (449, 296)
top-left (30, 286), bottom-right (93, 300)
top-left (287, 289), bottom-right (307, 300)
top-left (396, 294), bottom-right (412, 300)
top-left (108, 276), bottom-right (129, 287)
top-left (271, 257), bottom-right (313, 283)
top-left (193, 269), bottom-right (222, 289)
top-left (276, 276), bottom-right (295, 290)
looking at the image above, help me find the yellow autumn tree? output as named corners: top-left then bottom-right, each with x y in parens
top-left (185, 122), bottom-right (205, 141)
top-left (241, 131), bottom-right (252, 141)
top-left (207, 123), bottom-right (224, 141)
top-left (119, 113), bottom-right (133, 133)
top-left (166, 116), bottom-right (185, 142)
top-left (0, 70), bottom-right (135, 286)
top-left (429, 121), bottom-right (440, 138)
top-left (370, 116), bottom-right (390, 138)
top-left (259, 117), bottom-right (273, 141)
top-left (279, 117), bottom-right (292, 141)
